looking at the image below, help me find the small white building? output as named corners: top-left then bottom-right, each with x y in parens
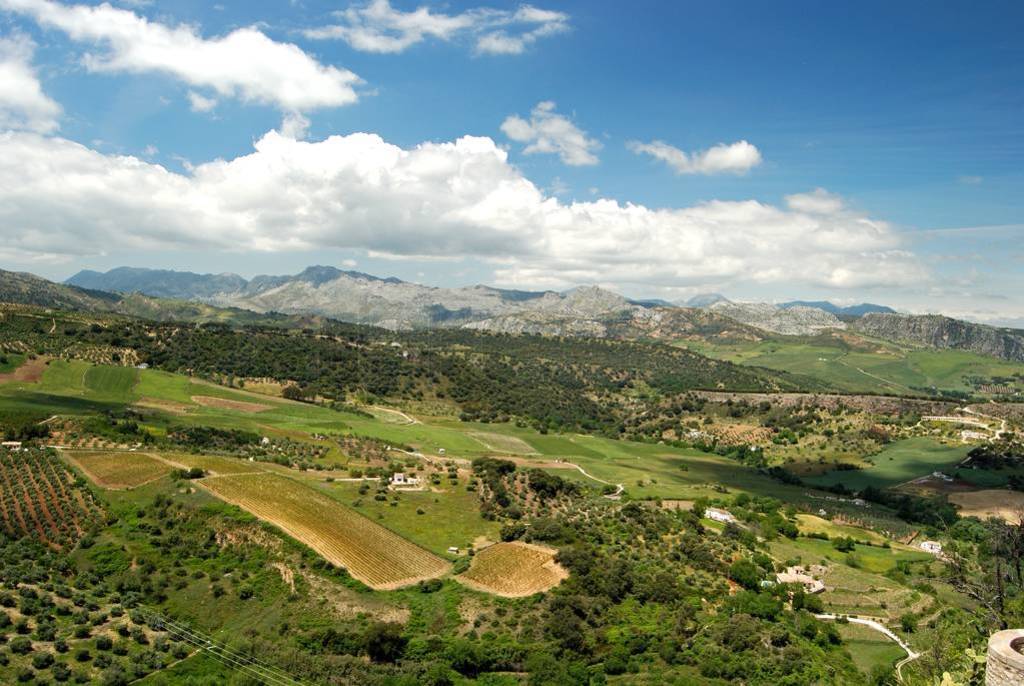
top-left (447, 546), bottom-right (459, 554)
top-left (705, 507), bottom-right (736, 524)
top-left (390, 472), bottom-right (421, 488)
top-left (1, 441), bottom-right (22, 452)
top-left (920, 540), bottom-right (943, 555)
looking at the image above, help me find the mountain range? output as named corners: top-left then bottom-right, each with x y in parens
top-left (66, 265), bottom-right (850, 338)
top-left (0, 264), bottom-right (1017, 363)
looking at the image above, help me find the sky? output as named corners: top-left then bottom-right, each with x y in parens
top-left (0, 0), bottom-right (1022, 325)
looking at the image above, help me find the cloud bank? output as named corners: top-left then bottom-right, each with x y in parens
top-left (0, 32), bottom-right (61, 133)
top-left (1, 0), bottom-right (362, 112)
top-left (303, 0), bottom-right (569, 55)
top-left (0, 128), bottom-right (925, 292)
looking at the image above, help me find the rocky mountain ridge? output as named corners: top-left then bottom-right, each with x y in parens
top-left (56, 265), bottom-right (1024, 362)
top-left (65, 265), bottom-right (850, 337)
top-left (852, 312), bottom-right (1024, 363)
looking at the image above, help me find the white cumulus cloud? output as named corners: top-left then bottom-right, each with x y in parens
top-left (501, 101), bottom-right (600, 166)
top-left (0, 32), bottom-right (61, 133)
top-left (628, 139), bottom-right (762, 175)
top-left (303, 0), bottom-right (569, 55)
top-left (186, 91), bottom-right (216, 113)
top-left (0, 128), bottom-right (926, 294)
top-left (0, 0), bottom-right (362, 112)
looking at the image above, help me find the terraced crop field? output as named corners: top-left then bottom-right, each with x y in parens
top-left (457, 542), bottom-right (567, 597)
top-left (68, 450), bottom-right (170, 489)
top-left (200, 473), bottom-right (450, 589)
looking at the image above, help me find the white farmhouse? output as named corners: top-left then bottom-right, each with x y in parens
top-left (920, 540), bottom-right (943, 555)
top-left (705, 507), bottom-right (736, 524)
top-left (390, 472), bottom-right (421, 488)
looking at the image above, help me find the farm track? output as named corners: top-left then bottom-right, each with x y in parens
top-left (200, 472), bottom-right (450, 589)
top-left (814, 613), bottom-right (919, 682)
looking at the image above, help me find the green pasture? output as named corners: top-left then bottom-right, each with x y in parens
top-left (319, 479), bottom-right (502, 556)
top-left (678, 336), bottom-right (1024, 395)
top-left (836, 623), bottom-right (905, 676)
top-left (805, 438), bottom-right (970, 491)
top-left (771, 536), bottom-right (931, 576)
top-left (0, 358), bottom-right (933, 508)
top-left (84, 364), bottom-right (139, 400)
top-left (0, 353), bottom-right (24, 374)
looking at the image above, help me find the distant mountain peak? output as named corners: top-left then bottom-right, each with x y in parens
top-left (779, 300), bottom-right (895, 317)
top-left (684, 293), bottom-right (730, 308)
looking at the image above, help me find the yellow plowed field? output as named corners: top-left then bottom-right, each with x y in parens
top-left (457, 541), bottom-right (567, 597)
top-left (200, 473), bottom-right (450, 589)
top-left (68, 451), bottom-right (170, 489)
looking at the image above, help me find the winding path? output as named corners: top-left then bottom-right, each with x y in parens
top-left (814, 613), bottom-right (919, 681)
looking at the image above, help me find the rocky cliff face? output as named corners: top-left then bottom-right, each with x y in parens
top-left (708, 301), bottom-right (845, 336)
top-left (853, 313), bottom-right (1024, 362)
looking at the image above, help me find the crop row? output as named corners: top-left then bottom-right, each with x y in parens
top-left (0, 448), bottom-right (103, 548)
top-left (202, 473), bottom-right (449, 588)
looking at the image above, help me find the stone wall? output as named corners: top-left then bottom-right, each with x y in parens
top-left (987, 629), bottom-right (1024, 686)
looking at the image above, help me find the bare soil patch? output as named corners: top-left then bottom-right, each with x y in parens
top-left (191, 395), bottom-right (271, 413)
top-left (133, 397), bottom-right (193, 415)
top-left (950, 489), bottom-right (1024, 524)
top-left (0, 355), bottom-right (49, 384)
top-left (660, 500), bottom-right (695, 511)
top-left (468, 431), bottom-right (537, 454)
top-left (457, 541), bottom-right (568, 597)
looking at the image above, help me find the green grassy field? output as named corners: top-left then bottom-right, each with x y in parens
top-left (805, 437), bottom-right (970, 491)
top-left (84, 364), bottom-right (139, 400)
top-left (0, 353), bottom-right (24, 373)
top-left (677, 336), bottom-right (1024, 396)
top-left (0, 357), bottom-right (908, 520)
top-left (320, 480), bottom-right (502, 556)
top-left (837, 622), bottom-right (905, 676)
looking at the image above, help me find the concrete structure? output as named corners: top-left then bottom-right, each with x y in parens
top-left (1, 441), bottom-right (22, 451)
top-left (986, 629), bottom-right (1024, 686)
top-left (776, 567), bottom-right (825, 594)
top-left (390, 472), bottom-right (421, 488)
top-left (705, 507), bottom-right (736, 523)
top-left (919, 540), bottom-right (943, 555)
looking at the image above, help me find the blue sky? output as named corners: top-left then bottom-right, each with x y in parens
top-left (0, 0), bottom-right (1021, 323)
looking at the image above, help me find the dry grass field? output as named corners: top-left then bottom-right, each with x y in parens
top-left (132, 396), bottom-right (193, 415)
top-left (468, 431), bottom-right (537, 454)
top-left (200, 472), bottom-right (450, 589)
top-left (67, 451), bottom-right (171, 489)
top-left (457, 542), bottom-right (568, 597)
top-left (157, 452), bottom-right (262, 476)
top-left (191, 395), bottom-right (271, 413)
top-left (0, 355), bottom-right (49, 384)
top-left (950, 489), bottom-right (1024, 524)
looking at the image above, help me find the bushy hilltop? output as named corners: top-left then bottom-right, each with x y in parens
top-left (0, 304), bottom-right (811, 435)
top-left (0, 269), bottom-right (120, 311)
top-left (853, 313), bottom-right (1024, 363)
